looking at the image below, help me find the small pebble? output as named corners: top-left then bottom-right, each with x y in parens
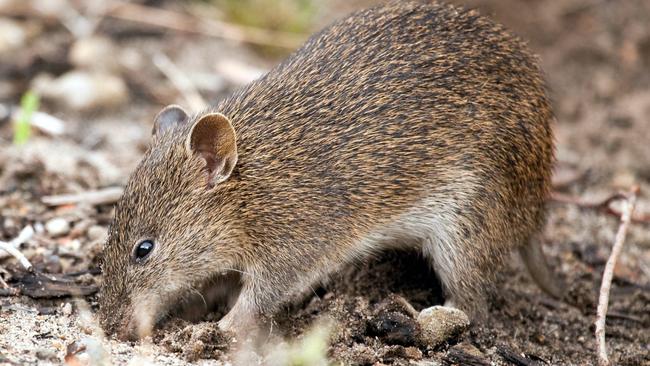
top-left (416, 306), bottom-right (470, 348)
top-left (32, 70), bottom-right (128, 111)
top-left (2, 217), bottom-right (17, 234)
top-left (86, 225), bottom-right (108, 242)
top-left (33, 222), bottom-right (45, 234)
top-left (69, 36), bottom-right (119, 72)
top-left (0, 18), bottom-right (27, 52)
top-left (60, 240), bottom-right (81, 255)
top-left (61, 303), bottom-right (72, 316)
top-left (45, 218), bottom-right (70, 237)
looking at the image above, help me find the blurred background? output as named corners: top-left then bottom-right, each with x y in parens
top-left (0, 0), bottom-right (649, 364)
top-left (1, 0), bottom-right (650, 190)
top-left (0, 0), bottom-right (649, 192)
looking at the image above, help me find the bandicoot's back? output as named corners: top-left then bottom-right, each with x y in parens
top-left (216, 0), bottom-right (556, 309)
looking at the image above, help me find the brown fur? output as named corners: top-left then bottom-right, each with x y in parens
top-left (99, 1), bottom-right (557, 339)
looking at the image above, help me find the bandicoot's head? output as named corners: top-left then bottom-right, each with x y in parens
top-left (98, 106), bottom-right (244, 340)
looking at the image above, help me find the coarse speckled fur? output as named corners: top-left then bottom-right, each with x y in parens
top-left (99, 1), bottom-right (558, 339)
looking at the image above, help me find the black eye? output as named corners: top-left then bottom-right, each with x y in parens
top-left (134, 240), bottom-right (154, 262)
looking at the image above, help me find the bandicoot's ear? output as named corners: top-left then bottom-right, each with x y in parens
top-left (153, 105), bottom-right (189, 135)
top-left (186, 113), bottom-right (238, 187)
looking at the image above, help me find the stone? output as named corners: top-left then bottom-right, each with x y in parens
top-left (86, 225), bottom-right (108, 242)
top-left (61, 303), bottom-right (72, 316)
top-left (69, 36), bottom-right (119, 72)
top-left (32, 71), bottom-right (128, 111)
top-left (0, 18), bottom-right (26, 52)
top-left (45, 218), bottom-right (70, 237)
top-left (416, 306), bottom-right (470, 348)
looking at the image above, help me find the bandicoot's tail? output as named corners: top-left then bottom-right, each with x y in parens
top-left (519, 239), bottom-right (565, 299)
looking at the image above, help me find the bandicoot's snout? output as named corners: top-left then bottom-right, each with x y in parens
top-left (104, 299), bottom-right (160, 341)
top-left (99, 268), bottom-right (243, 339)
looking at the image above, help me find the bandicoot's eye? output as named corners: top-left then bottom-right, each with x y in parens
top-left (133, 240), bottom-right (155, 263)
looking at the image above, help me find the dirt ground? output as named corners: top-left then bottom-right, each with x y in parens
top-left (1, 0), bottom-right (649, 365)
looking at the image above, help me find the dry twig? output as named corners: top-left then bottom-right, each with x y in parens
top-left (153, 53), bottom-right (207, 111)
top-left (106, 2), bottom-right (304, 49)
top-left (595, 185), bottom-right (639, 366)
top-left (551, 190), bottom-right (650, 224)
top-left (552, 165), bottom-right (587, 189)
top-left (42, 187), bottom-right (124, 207)
top-left (0, 226), bottom-right (35, 271)
top-left (0, 1), bottom-right (303, 48)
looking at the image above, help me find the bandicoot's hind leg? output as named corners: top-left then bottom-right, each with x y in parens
top-left (422, 232), bottom-right (492, 318)
top-left (520, 236), bottom-right (564, 299)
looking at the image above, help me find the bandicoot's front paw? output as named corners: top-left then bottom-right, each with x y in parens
top-left (218, 309), bottom-right (260, 339)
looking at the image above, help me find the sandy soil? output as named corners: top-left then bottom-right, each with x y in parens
top-left (1, 0), bottom-right (649, 365)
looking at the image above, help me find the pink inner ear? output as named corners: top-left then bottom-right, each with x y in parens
top-left (197, 149), bottom-right (227, 188)
top-left (188, 113), bottom-right (237, 187)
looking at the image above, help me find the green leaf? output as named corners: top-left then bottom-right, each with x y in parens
top-left (14, 91), bottom-right (40, 146)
